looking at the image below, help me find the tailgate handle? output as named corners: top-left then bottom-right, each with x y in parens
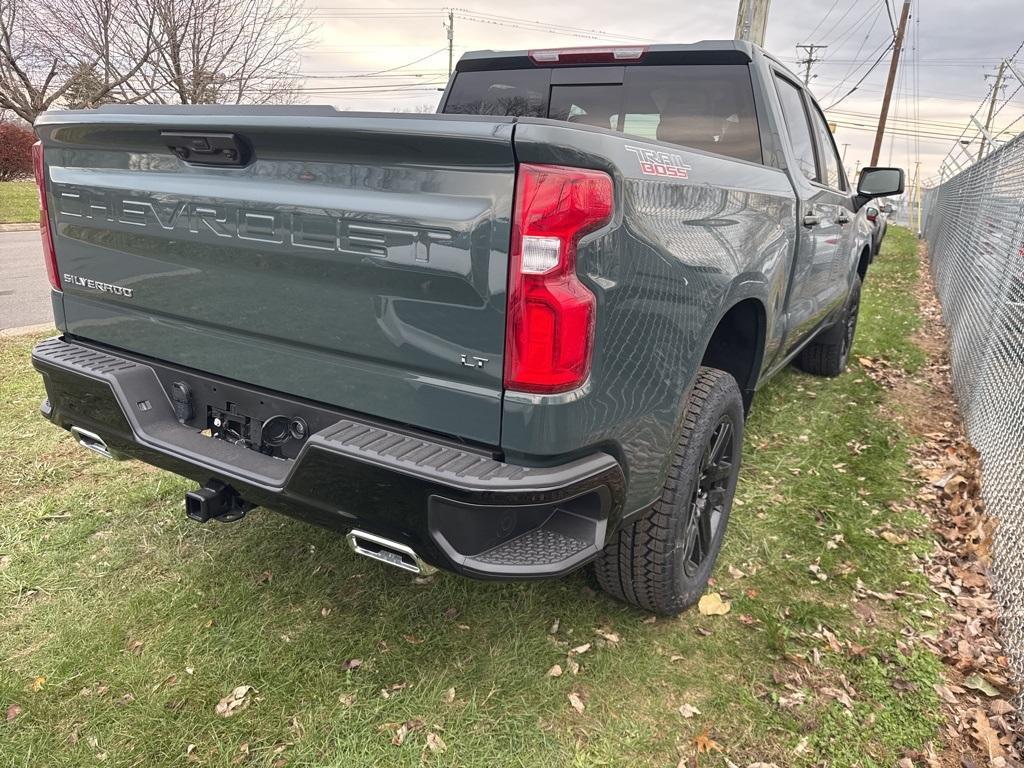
top-left (162, 131), bottom-right (250, 167)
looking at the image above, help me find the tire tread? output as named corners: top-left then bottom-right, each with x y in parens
top-left (594, 367), bottom-right (740, 615)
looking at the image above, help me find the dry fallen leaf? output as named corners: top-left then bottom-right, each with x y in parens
top-left (933, 684), bottom-right (958, 704)
top-left (567, 692), bottom-right (585, 714)
top-left (342, 659), bottom-right (363, 671)
top-left (390, 718), bottom-right (424, 746)
top-left (569, 643), bottom-right (592, 656)
top-left (693, 729), bottom-right (722, 754)
top-left (425, 732), bottom-right (447, 753)
top-left (215, 685), bottom-right (255, 717)
top-left (880, 530), bottom-right (908, 545)
top-left (819, 687), bottom-right (854, 710)
top-left (126, 639), bottom-right (144, 656)
top-left (678, 703), bottom-right (701, 718)
top-left (547, 664), bottom-right (563, 678)
top-left (380, 682), bottom-right (408, 699)
top-left (727, 564), bottom-right (746, 579)
top-left (30, 676), bottom-right (45, 692)
top-left (970, 707), bottom-right (1006, 759)
top-left (443, 687), bottom-right (456, 704)
top-left (990, 699), bottom-right (1015, 716)
top-left (596, 629), bottom-right (620, 644)
top-left (6, 703), bottom-right (22, 722)
top-left (697, 593), bottom-right (731, 616)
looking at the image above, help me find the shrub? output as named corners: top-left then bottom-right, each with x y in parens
top-left (0, 121), bottom-right (36, 182)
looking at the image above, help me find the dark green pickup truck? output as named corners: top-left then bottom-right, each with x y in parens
top-left (29, 41), bottom-right (902, 614)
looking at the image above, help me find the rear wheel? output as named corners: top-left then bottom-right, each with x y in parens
top-left (796, 275), bottom-right (862, 378)
top-left (594, 367), bottom-right (744, 615)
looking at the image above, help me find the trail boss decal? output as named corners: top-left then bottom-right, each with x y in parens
top-left (624, 145), bottom-right (691, 179)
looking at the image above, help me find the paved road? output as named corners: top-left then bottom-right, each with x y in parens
top-left (0, 229), bottom-right (52, 331)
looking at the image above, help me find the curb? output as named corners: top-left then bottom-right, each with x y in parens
top-left (0, 323), bottom-right (54, 338)
top-left (0, 223), bottom-right (38, 232)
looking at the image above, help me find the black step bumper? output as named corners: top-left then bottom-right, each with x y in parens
top-left (31, 337), bottom-right (624, 579)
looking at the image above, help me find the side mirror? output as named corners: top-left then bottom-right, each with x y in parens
top-left (854, 167), bottom-right (904, 211)
top-left (865, 206), bottom-right (878, 223)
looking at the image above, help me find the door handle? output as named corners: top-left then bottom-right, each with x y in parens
top-left (802, 213), bottom-right (820, 227)
top-left (836, 212), bottom-right (851, 225)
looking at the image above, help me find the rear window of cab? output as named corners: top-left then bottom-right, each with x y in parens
top-left (443, 64), bottom-right (762, 165)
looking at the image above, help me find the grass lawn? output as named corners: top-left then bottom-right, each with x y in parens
top-left (0, 228), bottom-right (947, 767)
top-left (0, 179), bottom-right (39, 224)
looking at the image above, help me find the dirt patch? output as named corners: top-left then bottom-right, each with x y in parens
top-left (889, 242), bottom-right (1021, 766)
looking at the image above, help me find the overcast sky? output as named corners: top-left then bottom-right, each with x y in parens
top-left (300, 0), bottom-right (1023, 182)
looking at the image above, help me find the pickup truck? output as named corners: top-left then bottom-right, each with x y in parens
top-left (29, 40), bottom-right (903, 615)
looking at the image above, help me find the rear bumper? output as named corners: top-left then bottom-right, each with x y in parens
top-left (31, 336), bottom-right (624, 579)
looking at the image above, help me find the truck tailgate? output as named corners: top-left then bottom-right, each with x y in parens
top-left (35, 108), bottom-right (515, 445)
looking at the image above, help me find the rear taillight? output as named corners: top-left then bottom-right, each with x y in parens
top-left (31, 141), bottom-right (60, 291)
top-left (504, 163), bottom-right (613, 394)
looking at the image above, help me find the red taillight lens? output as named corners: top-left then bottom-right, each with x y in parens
top-left (504, 163), bottom-right (613, 394)
top-left (32, 141), bottom-right (60, 291)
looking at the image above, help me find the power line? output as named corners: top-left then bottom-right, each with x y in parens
top-left (822, 41), bottom-right (894, 109)
top-left (817, 0), bottom-right (861, 46)
top-left (804, 0), bottom-right (844, 41)
top-left (882, 0), bottom-right (896, 35)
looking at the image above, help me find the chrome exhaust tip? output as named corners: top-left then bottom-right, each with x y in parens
top-left (70, 426), bottom-right (118, 460)
top-left (346, 529), bottom-right (437, 576)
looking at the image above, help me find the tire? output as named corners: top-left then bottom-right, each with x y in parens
top-left (795, 275), bottom-right (862, 378)
top-left (594, 366), bottom-right (744, 615)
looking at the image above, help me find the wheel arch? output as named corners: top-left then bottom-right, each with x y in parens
top-left (856, 244), bottom-right (872, 281)
top-left (700, 296), bottom-right (768, 414)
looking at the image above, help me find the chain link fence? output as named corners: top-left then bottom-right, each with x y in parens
top-left (922, 132), bottom-right (1024, 694)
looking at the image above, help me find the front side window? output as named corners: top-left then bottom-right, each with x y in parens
top-left (445, 64), bottom-right (763, 164)
top-left (773, 75), bottom-right (817, 182)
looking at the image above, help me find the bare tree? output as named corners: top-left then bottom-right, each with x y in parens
top-left (0, 0), bottom-right (313, 121)
top-left (138, 0), bottom-right (312, 105)
top-left (0, 0), bottom-right (157, 121)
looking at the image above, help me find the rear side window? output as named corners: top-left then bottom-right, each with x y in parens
top-left (444, 64), bottom-right (763, 164)
top-left (773, 75), bottom-right (817, 182)
top-left (444, 70), bottom-right (547, 117)
top-left (808, 104), bottom-right (846, 190)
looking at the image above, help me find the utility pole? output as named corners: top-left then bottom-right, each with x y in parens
top-left (841, 143), bottom-right (850, 162)
top-left (870, 0), bottom-right (911, 166)
top-left (979, 60), bottom-right (1007, 158)
top-left (735, 0), bottom-right (772, 47)
top-left (445, 10), bottom-right (455, 78)
top-left (795, 43), bottom-right (827, 85)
